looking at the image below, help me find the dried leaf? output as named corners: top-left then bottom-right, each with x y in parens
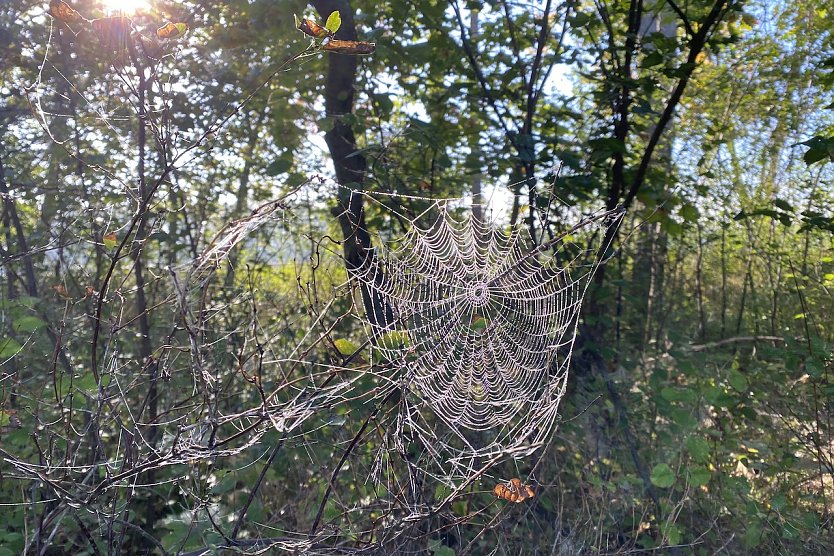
top-left (103, 232), bottom-right (118, 248)
top-left (322, 39), bottom-right (375, 55)
top-left (297, 16), bottom-right (331, 39)
top-left (53, 284), bottom-right (70, 298)
top-left (156, 21), bottom-right (188, 39)
top-left (48, 0), bottom-right (87, 26)
top-left (493, 478), bottom-right (535, 503)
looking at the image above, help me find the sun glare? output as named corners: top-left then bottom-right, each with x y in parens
top-left (101, 0), bottom-right (151, 16)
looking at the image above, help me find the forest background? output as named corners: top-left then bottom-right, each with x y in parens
top-left (1, 0), bottom-right (834, 554)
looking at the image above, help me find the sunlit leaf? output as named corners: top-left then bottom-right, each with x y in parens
top-left (156, 22), bottom-right (188, 39)
top-left (103, 232), bottom-right (118, 248)
top-left (324, 11), bottom-right (342, 35)
top-left (333, 338), bottom-right (359, 356)
top-left (660, 522), bottom-right (682, 546)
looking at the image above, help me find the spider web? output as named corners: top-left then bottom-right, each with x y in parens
top-left (348, 193), bottom-right (624, 479)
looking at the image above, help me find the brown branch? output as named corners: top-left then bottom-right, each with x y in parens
top-left (688, 336), bottom-right (787, 352)
top-left (665, 0), bottom-right (694, 37)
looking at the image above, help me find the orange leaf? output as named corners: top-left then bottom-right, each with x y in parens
top-left (297, 17), bottom-right (331, 39)
top-left (156, 21), bottom-right (188, 39)
top-left (103, 232), bottom-right (117, 248)
top-left (53, 284), bottom-right (70, 299)
top-left (493, 478), bottom-right (535, 503)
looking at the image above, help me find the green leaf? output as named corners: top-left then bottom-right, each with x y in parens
top-left (316, 116), bottom-right (335, 131)
top-left (670, 409), bottom-right (697, 429)
top-left (266, 158), bottom-right (292, 176)
top-left (641, 50), bottom-right (664, 68)
top-left (805, 357), bottom-right (824, 378)
top-left (0, 338), bottom-right (23, 359)
top-left (686, 436), bottom-right (711, 463)
top-left (660, 522), bottom-right (682, 545)
top-left (588, 137), bottom-right (627, 157)
top-left (688, 466), bottom-right (711, 487)
top-left (430, 540), bottom-right (456, 556)
top-left (650, 463), bottom-right (676, 488)
top-left (13, 315), bottom-right (47, 333)
top-left (728, 369), bottom-right (747, 391)
top-left (75, 373), bottom-right (99, 393)
top-left (210, 472), bottom-right (237, 495)
top-left (742, 523), bottom-right (762, 549)
top-left (471, 316), bottom-right (489, 332)
top-left (568, 12), bottom-right (591, 27)
top-left (372, 93), bottom-right (395, 117)
top-left (333, 338), bottom-right (359, 356)
top-left (679, 203), bottom-right (699, 222)
top-left (660, 387), bottom-right (696, 403)
top-left (378, 330), bottom-right (409, 350)
top-left (173, 22), bottom-right (188, 36)
top-left (798, 135), bottom-right (834, 165)
top-left (325, 11), bottom-right (341, 35)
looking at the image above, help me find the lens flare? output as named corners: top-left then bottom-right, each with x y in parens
top-left (100, 0), bottom-right (150, 15)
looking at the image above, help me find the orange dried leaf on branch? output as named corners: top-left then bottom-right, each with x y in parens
top-left (296, 17), bottom-right (331, 39)
top-left (493, 478), bottom-right (535, 503)
top-left (156, 22), bottom-right (188, 39)
top-left (53, 284), bottom-right (70, 298)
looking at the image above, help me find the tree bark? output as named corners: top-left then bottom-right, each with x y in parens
top-left (312, 0), bottom-right (390, 330)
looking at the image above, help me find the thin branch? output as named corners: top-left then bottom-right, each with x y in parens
top-left (666, 0), bottom-right (694, 37)
top-left (689, 335), bottom-right (787, 352)
top-left (623, 0), bottom-right (732, 209)
top-left (449, 0), bottom-right (519, 146)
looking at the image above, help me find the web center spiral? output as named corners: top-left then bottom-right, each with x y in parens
top-left (467, 281), bottom-right (490, 307)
